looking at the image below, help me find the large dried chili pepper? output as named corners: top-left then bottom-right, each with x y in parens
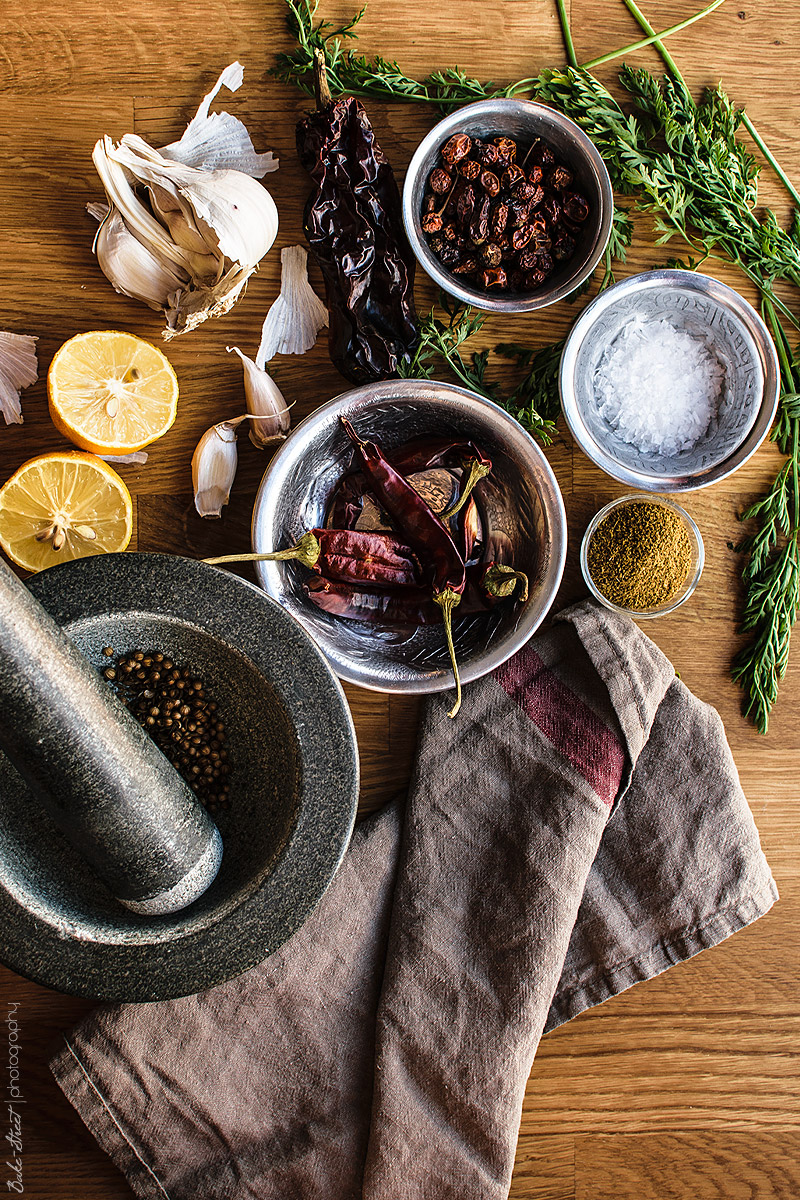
top-left (326, 437), bottom-right (492, 529)
top-left (296, 49), bottom-right (418, 385)
top-left (306, 563), bottom-right (528, 624)
top-left (342, 416), bottom-right (466, 716)
top-left (205, 528), bottom-right (422, 588)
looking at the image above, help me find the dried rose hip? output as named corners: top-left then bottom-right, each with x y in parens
top-left (490, 200), bottom-right (509, 238)
top-left (480, 242), bottom-right (502, 267)
top-left (511, 224), bottom-right (536, 251)
top-left (429, 168), bottom-right (453, 194)
top-left (501, 164), bottom-right (525, 190)
top-left (548, 165), bottom-right (573, 191)
top-left (457, 158), bottom-right (481, 180)
top-left (421, 212), bottom-right (444, 234)
top-left (492, 136), bottom-right (517, 165)
top-left (441, 133), bottom-right (472, 166)
top-left (479, 170), bottom-right (501, 197)
top-left (563, 191), bottom-right (590, 224)
top-left (481, 267), bottom-right (508, 288)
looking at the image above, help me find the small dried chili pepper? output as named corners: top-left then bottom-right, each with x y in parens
top-left (296, 50), bottom-right (418, 385)
top-left (342, 417), bottom-right (466, 716)
top-left (206, 529), bottom-right (422, 589)
top-left (305, 562), bottom-right (527, 625)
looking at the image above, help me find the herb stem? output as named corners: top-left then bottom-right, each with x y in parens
top-left (740, 112), bottom-right (800, 209)
top-left (619, 0), bottom-right (685, 80)
top-left (580, 0), bottom-right (728, 71)
top-left (555, 0), bottom-right (579, 69)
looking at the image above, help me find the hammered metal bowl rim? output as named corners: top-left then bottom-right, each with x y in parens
top-left (251, 379), bottom-right (568, 693)
top-left (559, 269), bottom-right (781, 492)
top-left (401, 97), bottom-right (614, 313)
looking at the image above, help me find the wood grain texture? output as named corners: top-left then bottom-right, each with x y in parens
top-left (0, 1), bottom-right (798, 1197)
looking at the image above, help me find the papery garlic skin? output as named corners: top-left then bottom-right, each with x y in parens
top-left (160, 63), bottom-right (278, 177)
top-left (192, 420), bottom-right (241, 518)
top-left (89, 65), bottom-right (279, 338)
top-left (99, 451), bottom-right (149, 465)
top-left (227, 346), bottom-right (290, 449)
top-left (0, 332), bottom-right (38, 425)
top-left (256, 245), bottom-right (328, 367)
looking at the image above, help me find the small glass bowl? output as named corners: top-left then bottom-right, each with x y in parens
top-left (580, 493), bottom-right (705, 619)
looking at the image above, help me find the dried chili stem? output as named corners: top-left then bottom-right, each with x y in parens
top-left (313, 45), bottom-right (332, 109)
top-left (435, 587), bottom-right (463, 718)
top-left (204, 531), bottom-right (321, 568)
top-left (440, 457), bottom-right (491, 520)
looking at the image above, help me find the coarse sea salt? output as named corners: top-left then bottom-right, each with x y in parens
top-left (594, 316), bottom-right (724, 456)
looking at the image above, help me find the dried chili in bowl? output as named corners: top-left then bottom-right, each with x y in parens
top-left (342, 416), bottom-right (466, 715)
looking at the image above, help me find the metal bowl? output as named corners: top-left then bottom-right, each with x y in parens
top-left (560, 270), bottom-right (780, 491)
top-left (402, 98), bottom-right (614, 313)
top-left (580, 493), bottom-right (705, 619)
top-left (251, 380), bottom-right (567, 695)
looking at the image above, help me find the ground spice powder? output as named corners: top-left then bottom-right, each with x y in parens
top-left (587, 500), bottom-right (693, 610)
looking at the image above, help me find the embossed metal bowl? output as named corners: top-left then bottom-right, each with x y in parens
top-left (560, 270), bottom-right (781, 491)
top-left (402, 98), bottom-right (614, 313)
top-left (251, 380), bottom-right (567, 695)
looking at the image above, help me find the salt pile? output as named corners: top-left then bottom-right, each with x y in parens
top-left (594, 316), bottom-right (724, 455)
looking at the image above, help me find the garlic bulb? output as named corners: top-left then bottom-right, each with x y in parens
top-left (256, 245), bottom-right (328, 367)
top-left (227, 346), bottom-right (290, 449)
top-left (89, 66), bottom-right (279, 338)
top-left (0, 332), bottom-right (38, 425)
top-left (192, 418), bottom-right (244, 518)
top-left (160, 62), bottom-right (278, 177)
top-left (93, 205), bottom-right (190, 312)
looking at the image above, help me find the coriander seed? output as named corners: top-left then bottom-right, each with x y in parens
top-left (586, 500), bottom-right (694, 611)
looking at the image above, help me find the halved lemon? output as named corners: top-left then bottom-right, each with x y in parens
top-left (48, 330), bottom-right (178, 454)
top-left (0, 452), bottom-right (133, 573)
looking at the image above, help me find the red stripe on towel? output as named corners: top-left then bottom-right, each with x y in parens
top-left (495, 648), bottom-right (625, 805)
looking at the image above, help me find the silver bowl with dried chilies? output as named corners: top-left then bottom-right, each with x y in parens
top-left (402, 98), bottom-right (613, 312)
top-left (248, 380), bottom-right (567, 711)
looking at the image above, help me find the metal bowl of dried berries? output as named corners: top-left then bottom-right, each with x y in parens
top-left (580, 493), bottom-right (705, 619)
top-left (0, 553), bottom-right (358, 1001)
top-left (250, 379), bottom-right (567, 702)
top-left (560, 269), bottom-right (781, 491)
top-left (402, 98), bottom-right (614, 312)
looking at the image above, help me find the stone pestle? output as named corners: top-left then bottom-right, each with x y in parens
top-left (0, 558), bottom-right (222, 914)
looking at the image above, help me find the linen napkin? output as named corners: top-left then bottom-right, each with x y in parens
top-left (50, 600), bottom-right (778, 1200)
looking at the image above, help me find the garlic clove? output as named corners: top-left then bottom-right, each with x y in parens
top-left (192, 419), bottom-right (243, 518)
top-left (227, 346), bottom-right (291, 449)
top-left (160, 62), bottom-right (278, 178)
top-left (93, 206), bottom-right (190, 312)
top-left (256, 245), bottom-right (328, 367)
top-left (0, 332), bottom-right (39, 425)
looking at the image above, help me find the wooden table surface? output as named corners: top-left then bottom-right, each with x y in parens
top-left (1, 1), bottom-right (798, 1196)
